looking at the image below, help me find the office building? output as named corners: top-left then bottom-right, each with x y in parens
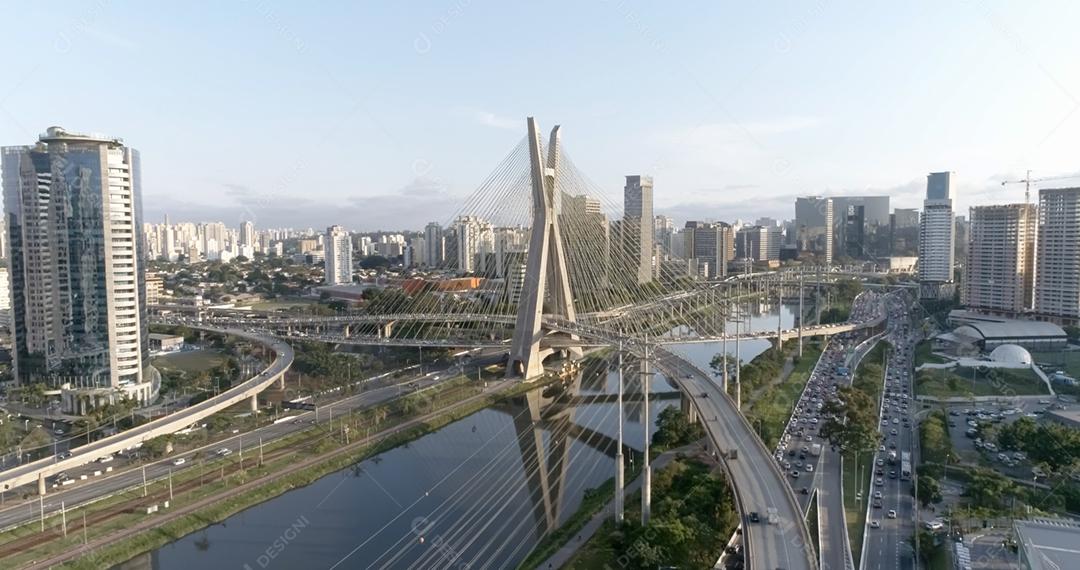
top-left (736, 225), bottom-right (779, 262)
top-left (842, 204), bottom-right (866, 258)
top-left (919, 172), bottom-right (957, 297)
top-left (794, 196), bottom-right (834, 264)
top-left (684, 221), bottom-right (733, 279)
top-left (2, 127), bottom-right (152, 413)
top-left (890, 208), bottom-right (920, 256)
top-left (1035, 187), bottom-right (1080, 324)
top-left (654, 215), bottom-right (676, 257)
top-left (963, 204), bottom-right (1037, 314)
top-left (324, 225), bottom-right (353, 285)
top-left (623, 175), bottom-right (654, 284)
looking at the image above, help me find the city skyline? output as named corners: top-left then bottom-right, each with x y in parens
top-left (4, 2), bottom-right (1080, 229)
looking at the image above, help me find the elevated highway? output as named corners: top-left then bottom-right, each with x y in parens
top-left (653, 346), bottom-right (817, 570)
top-left (0, 328), bottom-right (292, 494)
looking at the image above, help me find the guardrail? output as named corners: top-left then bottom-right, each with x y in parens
top-left (658, 348), bottom-right (818, 570)
top-left (0, 328), bottom-right (293, 494)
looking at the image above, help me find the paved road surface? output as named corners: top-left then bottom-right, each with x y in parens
top-left (656, 349), bottom-right (818, 570)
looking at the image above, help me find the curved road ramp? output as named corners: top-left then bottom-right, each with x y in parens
top-left (0, 328), bottom-right (293, 495)
top-left (653, 346), bottom-right (818, 570)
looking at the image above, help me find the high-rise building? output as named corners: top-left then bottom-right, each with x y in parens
top-left (424, 222), bottom-right (445, 267)
top-left (684, 221), bottom-right (733, 279)
top-left (2, 127), bottom-right (152, 413)
top-left (843, 204), bottom-right (866, 259)
top-left (654, 215), bottom-right (675, 257)
top-left (1035, 187), bottom-right (1080, 324)
top-left (324, 225), bottom-right (353, 284)
top-left (454, 215), bottom-right (493, 274)
top-left (794, 196), bottom-right (834, 264)
top-left (890, 208), bottom-right (920, 256)
top-left (736, 225), bottom-right (779, 262)
top-left (919, 172), bottom-right (956, 296)
top-left (240, 220), bottom-right (255, 249)
top-left (622, 175), bottom-right (654, 284)
top-left (963, 204), bottom-right (1037, 314)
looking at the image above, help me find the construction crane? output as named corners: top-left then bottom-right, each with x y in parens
top-left (1001, 170), bottom-right (1078, 204)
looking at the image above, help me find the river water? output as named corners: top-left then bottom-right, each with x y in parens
top-left (121, 302), bottom-right (795, 570)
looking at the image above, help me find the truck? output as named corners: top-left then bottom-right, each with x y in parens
top-left (810, 443), bottom-right (822, 456)
top-left (900, 451), bottom-right (912, 481)
top-left (766, 507), bottom-right (779, 525)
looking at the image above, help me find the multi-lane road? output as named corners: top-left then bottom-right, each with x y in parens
top-left (862, 295), bottom-right (917, 570)
top-left (0, 352), bottom-right (487, 532)
top-left (656, 348), bottom-right (818, 570)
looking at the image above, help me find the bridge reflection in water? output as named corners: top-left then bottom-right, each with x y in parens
top-left (129, 354), bottom-right (677, 570)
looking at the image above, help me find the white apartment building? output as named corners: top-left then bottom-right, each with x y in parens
top-left (963, 204), bottom-right (1036, 314)
top-left (919, 172), bottom-right (956, 296)
top-left (1035, 187), bottom-right (1080, 324)
top-left (324, 225), bottom-right (353, 285)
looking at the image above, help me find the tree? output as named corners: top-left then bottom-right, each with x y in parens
top-left (916, 474), bottom-right (943, 506)
top-left (965, 469), bottom-right (1013, 509)
top-left (653, 407), bottom-right (704, 449)
top-left (819, 386), bottom-right (880, 452)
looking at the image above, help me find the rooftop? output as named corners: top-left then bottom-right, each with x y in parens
top-left (953, 319), bottom-right (1066, 341)
top-left (1014, 519), bottom-right (1080, 570)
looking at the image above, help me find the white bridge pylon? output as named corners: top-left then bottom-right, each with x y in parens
top-left (507, 117), bottom-right (583, 378)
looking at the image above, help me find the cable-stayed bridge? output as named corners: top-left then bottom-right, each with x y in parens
top-left (154, 117), bottom-right (891, 569)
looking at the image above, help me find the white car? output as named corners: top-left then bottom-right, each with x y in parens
top-left (887, 509), bottom-right (897, 519)
top-left (172, 458), bottom-right (186, 466)
top-left (97, 455), bottom-right (113, 463)
top-left (870, 520), bottom-right (881, 529)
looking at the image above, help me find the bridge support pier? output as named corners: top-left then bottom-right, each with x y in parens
top-left (249, 394), bottom-right (258, 413)
top-left (680, 392), bottom-right (700, 425)
top-left (278, 375), bottom-right (285, 390)
top-left (38, 472), bottom-right (45, 496)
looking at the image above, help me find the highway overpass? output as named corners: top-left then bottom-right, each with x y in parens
top-left (0, 327), bottom-right (293, 495)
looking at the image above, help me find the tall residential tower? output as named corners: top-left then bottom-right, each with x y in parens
top-left (2, 127), bottom-right (152, 413)
top-left (324, 225), bottom-right (353, 285)
top-left (963, 204), bottom-right (1037, 314)
top-left (1035, 187), bottom-right (1080, 324)
top-left (919, 172), bottom-right (956, 298)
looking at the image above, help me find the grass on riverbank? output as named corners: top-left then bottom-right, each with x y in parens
top-left (915, 367), bottom-right (1048, 398)
top-left (4, 376), bottom-right (552, 569)
top-left (563, 458), bottom-right (735, 570)
top-left (745, 343), bottom-right (823, 449)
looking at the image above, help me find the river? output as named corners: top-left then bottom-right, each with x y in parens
top-left (119, 302), bottom-right (796, 570)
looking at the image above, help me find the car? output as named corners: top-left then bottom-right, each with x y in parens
top-left (805, 464), bottom-right (814, 472)
top-left (791, 470), bottom-right (800, 479)
top-left (53, 428), bottom-right (64, 436)
top-left (873, 499), bottom-right (883, 508)
top-left (800, 487), bottom-right (810, 495)
top-left (889, 470), bottom-right (897, 479)
top-left (876, 458), bottom-right (884, 466)
top-left (875, 478), bottom-right (884, 486)
top-left (874, 491), bottom-right (883, 499)
top-left (887, 509), bottom-right (897, 519)
top-left (748, 511), bottom-right (760, 523)
top-left (870, 520), bottom-right (881, 529)
top-left (796, 461), bottom-right (804, 468)
top-left (172, 458), bottom-right (186, 466)
top-left (97, 455), bottom-right (113, 463)
top-left (890, 428), bottom-right (898, 436)
top-left (58, 451), bottom-right (72, 459)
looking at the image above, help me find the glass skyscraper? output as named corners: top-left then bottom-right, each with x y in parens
top-left (2, 127), bottom-right (152, 413)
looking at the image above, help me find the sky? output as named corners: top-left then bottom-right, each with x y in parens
top-left (2, 1), bottom-right (1080, 231)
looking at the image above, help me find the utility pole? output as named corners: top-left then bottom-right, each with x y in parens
top-left (39, 494), bottom-right (44, 532)
top-left (615, 342), bottom-right (625, 525)
top-left (82, 511), bottom-right (87, 545)
top-left (168, 469), bottom-right (174, 501)
top-left (61, 501), bottom-right (67, 537)
top-left (734, 293), bottom-right (742, 411)
top-left (259, 437), bottom-right (264, 466)
top-left (142, 465), bottom-right (147, 497)
top-left (641, 336), bottom-right (651, 527)
top-left (777, 277), bottom-right (784, 350)
top-left (798, 274), bottom-right (805, 357)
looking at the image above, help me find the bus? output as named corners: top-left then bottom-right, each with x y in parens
top-left (900, 451), bottom-right (912, 481)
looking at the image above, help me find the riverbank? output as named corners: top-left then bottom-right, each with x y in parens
top-left (11, 376), bottom-right (558, 569)
top-left (559, 455), bottom-right (736, 569)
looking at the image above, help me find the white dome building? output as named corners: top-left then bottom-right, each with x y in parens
top-left (989, 344), bottom-right (1033, 366)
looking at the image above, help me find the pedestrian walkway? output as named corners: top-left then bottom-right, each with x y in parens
top-left (533, 441), bottom-right (704, 569)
